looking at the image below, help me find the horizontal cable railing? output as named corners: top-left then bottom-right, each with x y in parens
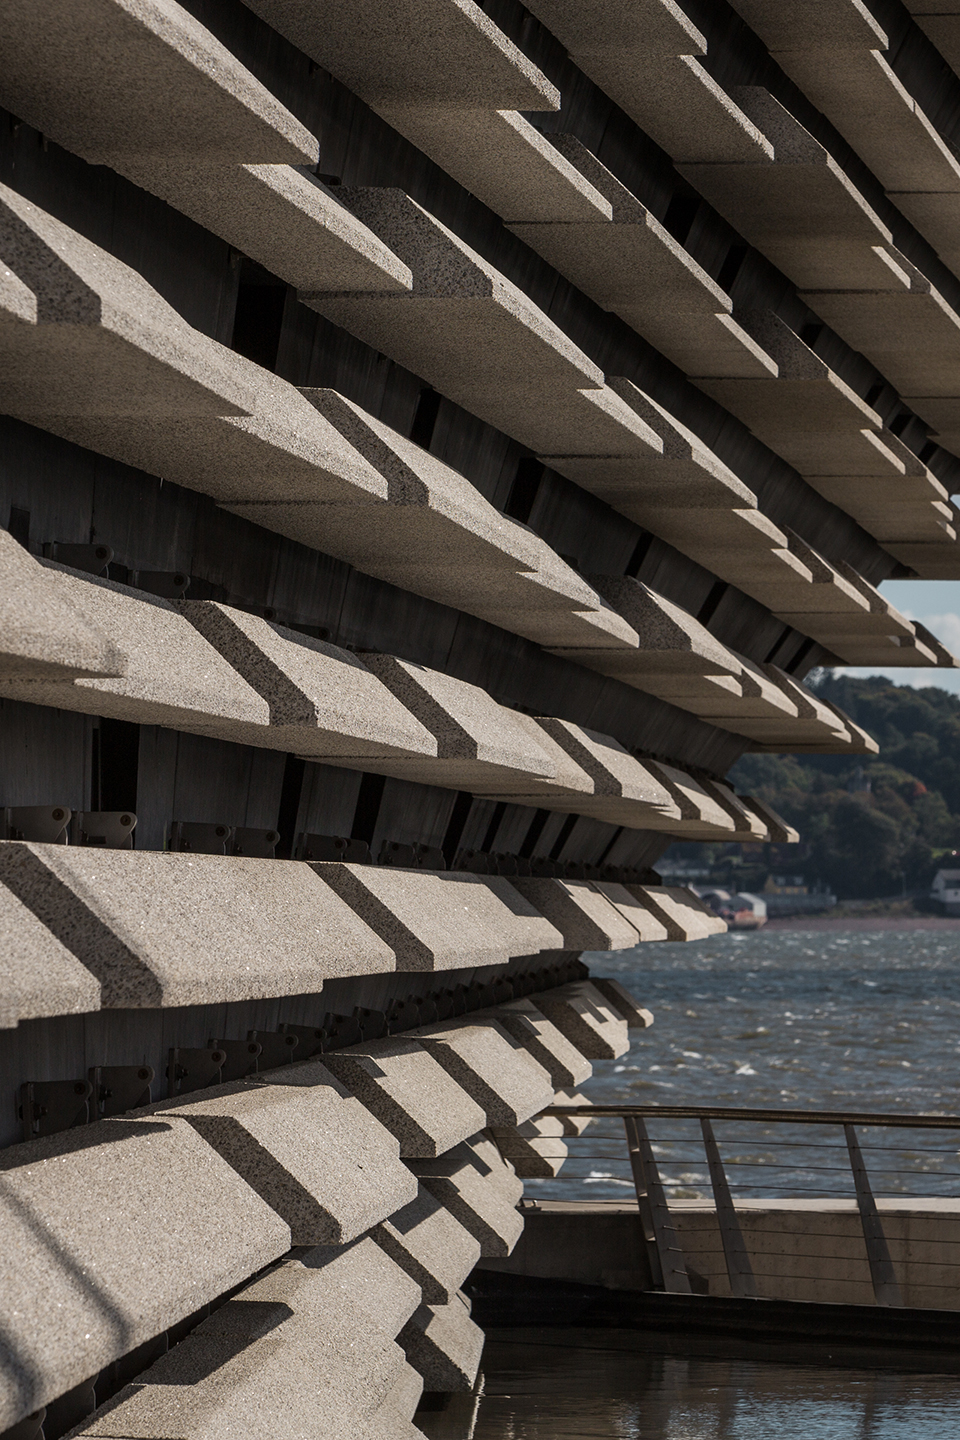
top-left (533, 1104), bottom-right (960, 1306)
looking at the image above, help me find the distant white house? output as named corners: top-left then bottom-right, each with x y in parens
top-left (931, 870), bottom-right (960, 915)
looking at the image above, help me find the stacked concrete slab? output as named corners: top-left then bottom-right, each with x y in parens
top-left (2, 0), bottom-right (959, 1432)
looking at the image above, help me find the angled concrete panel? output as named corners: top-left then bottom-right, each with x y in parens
top-left (533, 981), bottom-right (631, 1060)
top-left (406, 1019), bottom-right (554, 1126)
top-left (0, 844), bottom-right (394, 1009)
top-left (322, 1038), bottom-right (487, 1157)
top-left (486, 998), bottom-right (593, 1088)
top-left (398, 1295), bottom-right (485, 1392)
top-left (0, 878), bottom-right (102, 1027)
top-left (373, 1186), bottom-right (482, 1304)
top-left (508, 877), bottom-right (641, 952)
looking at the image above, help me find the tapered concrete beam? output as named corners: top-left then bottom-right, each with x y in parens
top-left (592, 880), bottom-right (671, 943)
top-left (398, 1296), bottom-right (485, 1392)
top-left (511, 136), bottom-right (777, 379)
top-left (373, 1187), bottom-right (482, 1304)
top-left (585, 575), bottom-right (745, 676)
top-left (0, 529), bottom-right (126, 682)
top-left (322, 1038), bottom-right (487, 1157)
top-left (590, 976), bottom-right (655, 1028)
top-left (411, 1135), bottom-right (524, 1257)
top-left (698, 312), bottom-right (898, 480)
top-left (730, 1), bottom-right (887, 50)
top-left (525, 0), bottom-right (706, 53)
top-left (645, 762), bottom-right (739, 837)
top-left (885, 541), bottom-right (960, 579)
top-left (0, 0), bottom-right (316, 166)
top-left (533, 980), bottom-right (631, 1060)
top-left (0, 184), bottom-right (255, 420)
top-left (530, 718), bottom-right (678, 814)
top-left (150, 1062), bottom-right (416, 1244)
top-left (305, 191), bottom-right (604, 431)
top-left (704, 779), bottom-right (772, 838)
top-left (485, 998), bottom-right (593, 1089)
top-left (0, 844), bottom-right (394, 1009)
top-left (0, 878), bottom-right (102, 1027)
top-left (59, 352), bottom-right (389, 507)
top-left (378, 109), bottom-right (612, 223)
top-left (244, 0), bottom-right (558, 110)
top-left (680, 89), bottom-right (896, 291)
top-left (490, 1115), bottom-right (568, 1177)
top-left (740, 795), bottom-right (800, 843)
top-left (312, 864), bottom-right (517, 970)
top-left (630, 885), bottom-right (722, 939)
top-left (0, 1116), bottom-right (291, 1432)
top-left (406, 1019), bottom-right (554, 1126)
top-left (355, 654), bottom-right (557, 792)
top-left (0, 565), bottom-right (270, 736)
top-left (128, 161), bottom-right (413, 294)
top-left (508, 878), bottom-right (641, 952)
top-left (179, 602), bottom-right (437, 761)
top-left (74, 1240), bottom-right (424, 1440)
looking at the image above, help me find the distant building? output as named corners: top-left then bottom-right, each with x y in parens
top-left (931, 870), bottom-right (960, 915)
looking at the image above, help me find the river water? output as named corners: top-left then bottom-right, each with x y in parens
top-left (460, 926), bottom-right (960, 1439)
top-left (526, 923), bottom-right (960, 1203)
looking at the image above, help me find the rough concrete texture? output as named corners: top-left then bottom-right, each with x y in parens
top-left (126, 160), bottom-right (412, 293)
top-left (0, 1115), bottom-right (291, 1431)
top-left (628, 885), bottom-right (710, 941)
top-left (372, 1185), bottom-right (482, 1303)
top-left (0, 0), bottom-right (316, 167)
top-left (0, 529), bottom-right (127, 682)
top-left (742, 795), bottom-right (800, 843)
top-left (510, 136), bottom-right (775, 379)
top-left (508, 877), bottom-right (641, 952)
top-left (398, 1295), bottom-right (485, 1392)
top-left (410, 1139), bottom-right (525, 1257)
top-left (311, 863), bottom-right (513, 970)
top-left (452, 871), bottom-right (564, 955)
top-left (589, 573), bottom-right (744, 675)
top-left (524, 0), bottom-right (706, 53)
top-left (591, 880), bottom-right (671, 943)
top-left (150, 1060), bottom-right (416, 1243)
top-left (533, 981), bottom-right (631, 1060)
top-left (0, 564), bottom-right (272, 736)
top-left (0, 843), bottom-right (394, 1009)
top-left (407, 1019), bottom-right (554, 1126)
top-left (382, 1362), bottom-right (425, 1424)
top-left (532, 718), bottom-right (677, 815)
top-left (485, 997), bottom-right (593, 1088)
top-left (590, 976), bottom-right (656, 1030)
top-left (646, 761), bottom-right (740, 832)
top-left (680, 90), bottom-right (895, 293)
top-left (178, 602), bottom-right (437, 760)
top-left (360, 654), bottom-right (556, 784)
top-left (244, 0), bottom-right (557, 110)
top-left (552, 1088), bottom-right (595, 1135)
top-left (0, 877), bottom-right (101, 1028)
top-left (667, 885), bottom-right (729, 935)
top-left (380, 107), bottom-right (612, 223)
top-left (0, 183), bottom-right (255, 419)
top-left (321, 1037), bottom-right (487, 1157)
top-left (57, 347), bottom-right (389, 507)
top-left (305, 191), bottom-right (606, 432)
top-left (490, 1115), bottom-right (569, 1178)
top-left (74, 1238), bottom-right (425, 1440)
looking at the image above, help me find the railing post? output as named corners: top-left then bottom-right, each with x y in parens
top-left (623, 1115), bottom-right (691, 1294)
top-left (844, 1123), bottom-right (903, 1308)
top-left (700, 1118), bottom-right (757, 1299)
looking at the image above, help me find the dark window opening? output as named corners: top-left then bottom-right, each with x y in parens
top-left (230, 260), bottom-right (288, 372)
top-left (717, 243), bottom-right (747, 294)
top-left (480, 802), bottom-right (507, 854)
top-left (441, 791), bottom-right (474, 867)
top-left (625, 531), bottom-right (653, 578)
top-left (275, 755), bottom-right (306, 860)
top-left (504, 458), bottom-right (544, 524)
top-left (549, 812), bottom-right (579, 861)
top-left (696, 580), bottom-right (728, 627)
top-left (95, 718), bottom-right (140, 814)
top-left (663, 193), bottom-right (700, 245)
top-left (7, 506), bottom-right (29, 548)
top-left (519, 808), bottom-right (550, 859)
top-left (351, 772), bottom-right (387, 846)
top-left (410, 388), bottom-right (442, 449)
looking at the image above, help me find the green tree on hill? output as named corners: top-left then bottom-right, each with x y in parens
top-left (720, 675), bottom-right (960, 901)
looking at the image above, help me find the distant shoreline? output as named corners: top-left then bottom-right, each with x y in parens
top-left (761, 914), bottom-right (960, 933)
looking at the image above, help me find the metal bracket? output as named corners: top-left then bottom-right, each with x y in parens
top-left (623, 1115), bottom-right (691, 1294)
top-left (248, 1030), bottom-right (298, 1069)
top-left (74, 810), bottom-right (137, 849)
top-left (169, 821), bottom-right (234, 854)
top-left (89, 1065), bottom-right (154, 1118)
top-left (212, 1038), bottom-right (262, 1082)
top-left (845, 1123), bottom-right (903, 1307)
top-left (279, 1023), bottom-right (325, 1058)
top-left (355, 1007), bottom-right (388, 1042)
top-left (386, 998), bottom-right (421, 1033)
top-left (132, 570), bottom-right (190, 599)
top-left (167, 1046), bottom-right (226, 1097)
top-left (43, 541), bottom-right (113, 574)
top-left (322, 1012), bottom-right (362, 1048)
top-left (19, 1079), bottom-right (92, 1141)
top-left (700, 1118), bottom-right (757, 1299)
top-left (296, 833), bottom-right (371, 863)
top-left (5, 805), bottom-right (71, 843)
top-left (231, 827), bottom-right (280, 858)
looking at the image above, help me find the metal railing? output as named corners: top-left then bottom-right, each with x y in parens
top-left (542, 1103), bottom-right (960, 1307)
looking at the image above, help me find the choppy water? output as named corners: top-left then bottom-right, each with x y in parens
top-left (530, 925), bottom-right (960, 1202)
top-left (470, 1330), bottom-right (960, 1440)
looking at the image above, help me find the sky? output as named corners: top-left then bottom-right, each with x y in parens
top-left (832, 579), bottom-right (960, 697)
